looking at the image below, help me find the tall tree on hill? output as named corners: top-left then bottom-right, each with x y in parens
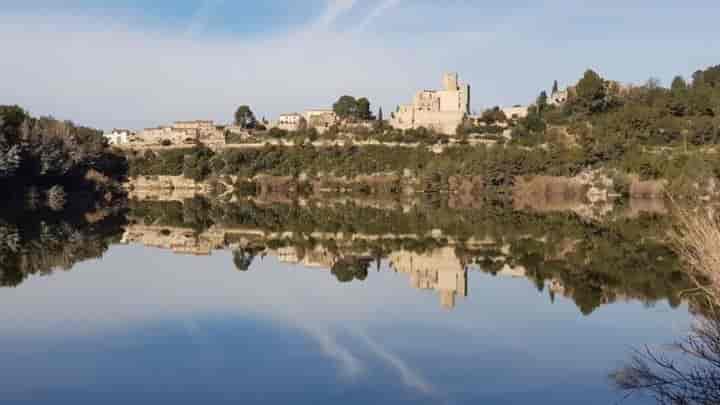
top-left (537, 91), bottom-right (548, 112)
top-left (671, 75), bottom-right (688, 92)
top-left (552, 80), bottom-right (559, 94)
top-left (693, 64), bottom-right (720, 88)
top-left (575, 69), bottom-right (610, 113)
top-left (357, 97), bottom-right (372, 120)
top-left (333, 96), bottom-right (375, 121)
top-left (234, 105), bottom-right (256, 129)
top-left (333, 95), bottom-right (358, 120)
top-left (378, 107), bottom-right (383, 122)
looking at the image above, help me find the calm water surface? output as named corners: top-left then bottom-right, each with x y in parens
top-left (0, 199), bottom-right (695, 404)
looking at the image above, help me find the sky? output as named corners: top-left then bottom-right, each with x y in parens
top-left (1, 1), bottom-right (719, 131)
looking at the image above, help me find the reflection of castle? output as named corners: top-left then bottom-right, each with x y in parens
top-left (119, 222), bottom-right (636, 312)
top-left (120, 225), bottom-right (226, 256)
top-left (120, 223), bottom-right (475, 310)
top-left (275, 246), bottom-right (337, 269)
top-left (389, 247), bottom-right (467, 309)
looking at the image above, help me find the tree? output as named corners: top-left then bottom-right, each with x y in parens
top-left (234, 105), bottom-right (256, 129)
top-left (693, 64), bottom-right (720, 88)
top-left (378, 107), bottom-right (384, 122)
top-left (536, 91), bottom-right (548, 112)
top-left (552, 80), bottom-right (559, 94)
top-left (671, 75), bottom-right (688, 92)
top-left (232, 249), bottom-right (255, 271)
top-left (357, 97), bottom-right (372, 120)
top-left (331, 257), bottom-right (370, 283)
top-left (182, 146), bottom-right (214, 182)
top-left (613, 316), bottom-right (720, 405)
top-left (46, 185), bottom-right (66, 211)
top-left (333, 96), bottom-right (359, 120)
top-left (480, 107), bottom-right (507, 124)
top-left (574, 69), bottom-right (615, 113)
top-left (577, 69), bottom-right (605, 102)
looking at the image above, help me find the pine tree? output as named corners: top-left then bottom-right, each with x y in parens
top-left (378, 107), bottom-right (384, 122)
top-left (537, 91), bottom-right (548, 112)
top-left (552, 80), bottom-right (559, 94)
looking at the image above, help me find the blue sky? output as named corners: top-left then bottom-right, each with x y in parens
top-left (1, 1), bottom-right (719, 130)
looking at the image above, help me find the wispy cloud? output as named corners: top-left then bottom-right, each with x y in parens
top-left (310, 0), bottom-right (357, 32)
top-left (303, 325), bottom-right (364, 378)
top-left (354, 0), bottom-right (401, 32)
top-left (357, 331), bottom-right (437, 395)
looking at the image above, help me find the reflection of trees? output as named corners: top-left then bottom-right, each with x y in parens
top-left (613, 205), bottom-right (720, 404)
top-left (0, 208), bottom-right (125, 287)
top-left (128, 198), bottom-right (693, 313)
top-left (474, 215), bottom-right (689, 315)
top-left (613, 315), bottom-right (720, 404)
top-left (331, 257), bottom-right (371, 283)
top-left (232, 248), bottom-right (256, 272)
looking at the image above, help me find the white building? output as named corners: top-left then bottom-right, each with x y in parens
top-left (103, 129), bottom-right (134, 145)
top-left (277, 113), bottom-right (305, 131)
top-left (501, 105), bottom-right (529, 119)
top-left (549, 89), bottom-right (569, 106)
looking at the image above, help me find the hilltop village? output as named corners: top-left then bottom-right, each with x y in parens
top-left (4, 64), bottom-right (718, 214)
top-left (103, 72), bottom-right (572, 149)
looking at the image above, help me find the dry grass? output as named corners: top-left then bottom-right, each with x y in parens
top-left (671, 202), bottom-right (720, 304)
top-left (628, 175), bottom-right (667, 198)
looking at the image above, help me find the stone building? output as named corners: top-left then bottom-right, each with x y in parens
top-left (173, 120), bottom-right (215, 132)
top-left (136, 126), bottom-right (194, 145)
top-left (391, 73), bottom-right (471, 135)
top-left (134, 120), bottom-right (225, 147)
top-left (304, 109), bottom-right (338, 133)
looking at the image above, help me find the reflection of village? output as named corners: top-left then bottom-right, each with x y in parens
top-left (121, 222), bottom-right (602, 310)
top-left (121, 173), bottom-right (684, 313)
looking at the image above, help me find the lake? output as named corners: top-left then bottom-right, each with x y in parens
top-left (0, 196), bottom-right (697, 404)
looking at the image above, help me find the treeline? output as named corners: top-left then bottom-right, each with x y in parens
top-left (507, 65), bottom-right (720, 176)
top-left (505, 64), bottom-right (720, 147)
top-left (0, 105), bottom-right (127, 210)
top-left (128, 140), bottom-right (720, 199)
top-left (128, 144), bottom-right (585, 193)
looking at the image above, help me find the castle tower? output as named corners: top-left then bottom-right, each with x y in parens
top-left (443, 72), bottom-right (459, 91)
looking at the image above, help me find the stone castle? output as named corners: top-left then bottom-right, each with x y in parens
top-left (391, 73), bottom-right (471, 135)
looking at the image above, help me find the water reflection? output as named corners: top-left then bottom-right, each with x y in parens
top-left (0, 205), bottom-right (125, 287)
top-left (0, 194), bottom-right (699, 404)
top-left (113, 195), bottom-right (691, 316)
